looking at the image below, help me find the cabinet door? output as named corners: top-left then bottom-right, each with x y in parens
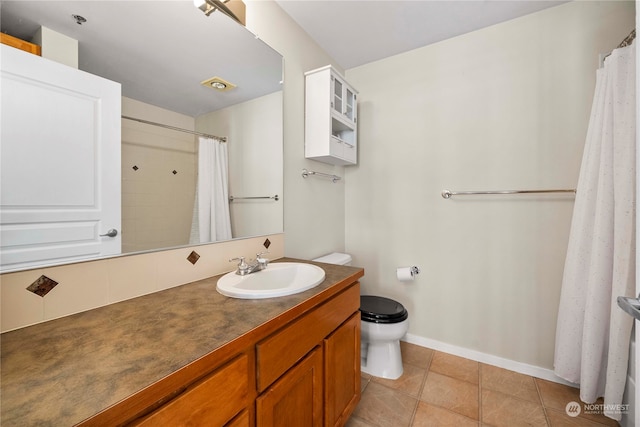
top-left (331, 74), bottom-right (344, 115)
top-left (344, 87), bottom-right (356, 123)
top-left (226, 410), bottom-right (250, 427)
top-left (330, 135), bottom-right (345, 160)
top-left (341, 140), bottom-right (357, 164)
top-left (324, 313), bottom-right (361, 427)
top-left (257, 347), bottom-right (323, 427)
top-left (332, 72), bottom-right (356, 125)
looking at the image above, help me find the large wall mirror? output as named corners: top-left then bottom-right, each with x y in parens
top-left (0, 1), bottom-right (283, 272)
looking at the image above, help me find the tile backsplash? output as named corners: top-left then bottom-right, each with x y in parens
top-left (0, 234), bottom-right (284, 332)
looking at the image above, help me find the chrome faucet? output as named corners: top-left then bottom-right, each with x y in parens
top-left (229, 252), bottom-right (269, 276)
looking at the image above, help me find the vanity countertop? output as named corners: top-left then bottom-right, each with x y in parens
top-left (0, 258), bottom-right (364, 426)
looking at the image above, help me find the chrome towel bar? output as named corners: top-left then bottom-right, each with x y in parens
top-left (441, 188), bottom-right (576, 199)
top-left (302, 169), bottom-right (342, 183)
top-left (229, 195), bottom-right (279, 202)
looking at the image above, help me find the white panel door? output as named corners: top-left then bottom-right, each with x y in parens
top-left (0, 45), bottom-right (121, 271)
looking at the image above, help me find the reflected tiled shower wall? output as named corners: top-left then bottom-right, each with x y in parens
top-left (121, 98), bottom-right (197, 254)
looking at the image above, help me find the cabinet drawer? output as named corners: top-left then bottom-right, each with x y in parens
top-left (257, 283), bottom-right (360, 391)
top-left (133, 354), bottom-right (249, 427)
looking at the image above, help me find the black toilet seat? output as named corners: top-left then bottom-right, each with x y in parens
top-left (359, 295), bottom-right (408, 324)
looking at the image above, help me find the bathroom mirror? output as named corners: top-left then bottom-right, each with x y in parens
top-left (0, 1), bottom-right (283, 271)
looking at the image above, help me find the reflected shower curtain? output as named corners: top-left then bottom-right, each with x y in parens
top-left (554, 43), bottom-right (635, 421)
top-left (189, 137), bottom-right (232, 243)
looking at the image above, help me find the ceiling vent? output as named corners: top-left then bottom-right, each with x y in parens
top-left (201, 76), bottom-right (236, 92)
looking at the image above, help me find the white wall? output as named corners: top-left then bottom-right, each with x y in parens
top-left (344, 1), bottom-right (635, 371)
top-left (246, 1), bottom-right (348, 259)
top-left (195, 92), bottom-right (283, 238)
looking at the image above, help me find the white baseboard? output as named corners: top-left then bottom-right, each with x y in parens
top-left (403, 333), bottom-right (577, 387)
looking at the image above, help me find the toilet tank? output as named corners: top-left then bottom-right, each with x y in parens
top-left (312, 252), bottom-right (352, 266)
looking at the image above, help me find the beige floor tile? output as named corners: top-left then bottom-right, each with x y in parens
top-left (411, 401), bottom-right (479, 427)
top-left (401, 341), bottom-right (434, 369)
top-left (420, 371), bottom-right (479, 420)
top-left (546, 408), bottom-right (617, 427)
top-left (371, 363), bottom-right (427, 397)
top-left (535, 378), bottom-right (581, 411)
top-left (430, 351), bottom-right (479, 384)
top-left (534, 379), bottom-right (618, 427)
top-left (361, 373), bottom-right (371, 392)
top-left (353, 381), bottom-right (418, 427)
top-left (354, 348), bottom-right (623, 427)
top-left (481, 389), bottom-right (547, 427)
top-left (480, 364), bottom-right (540, 404)
top-left (346, 416), bottom-right (376, 427)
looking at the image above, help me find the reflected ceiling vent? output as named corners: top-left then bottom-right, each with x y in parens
top-left (201, 76), bottom-right (236, 92)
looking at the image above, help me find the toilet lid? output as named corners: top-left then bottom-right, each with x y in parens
top-left (359, 295), bottom-right (408, 324)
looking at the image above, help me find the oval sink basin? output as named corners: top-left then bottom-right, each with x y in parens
top-left (216, 262), bottom-right (326, 299)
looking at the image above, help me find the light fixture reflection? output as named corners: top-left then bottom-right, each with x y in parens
top-left (193, 0), bottom-right (242, 24)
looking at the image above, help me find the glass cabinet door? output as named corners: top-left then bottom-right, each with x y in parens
top-left (332, 75), bottom-right (343, 115)
top-left (345, 88), bottom-right (355, 122)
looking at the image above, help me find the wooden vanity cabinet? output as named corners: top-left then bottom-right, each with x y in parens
top-left (255, 284), bottom-right (360, 427)
top-left (120, 282), bottom-right (361, 427)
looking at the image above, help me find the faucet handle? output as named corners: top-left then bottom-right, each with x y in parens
top-left (256, 251), bottom-right (269, 267)
top-left (230, 256), bottom-right (251, 275)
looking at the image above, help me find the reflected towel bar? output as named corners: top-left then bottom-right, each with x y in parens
top-left (302, 169), bottom-right (341, 183)
top-left (441, 188), bottom-right (576, 199)
top-left (229, 195), bottom-right (279, 202)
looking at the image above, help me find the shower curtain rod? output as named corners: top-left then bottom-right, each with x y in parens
top-left (122, 115), bottom-right (227, 143)
top-left (602, 29), bottom-right (636, 65)
top-left (617, 28), bottom-right (636, 48)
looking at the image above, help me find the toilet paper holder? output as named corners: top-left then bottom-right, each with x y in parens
top-left (397, 266), bottom-right (421, 281)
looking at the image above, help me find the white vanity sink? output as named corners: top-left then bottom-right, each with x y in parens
top-left (216, 262), bottom-right (326, 299)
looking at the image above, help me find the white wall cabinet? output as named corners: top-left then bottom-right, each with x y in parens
top-left (305, 66), bottom-right (358, 166)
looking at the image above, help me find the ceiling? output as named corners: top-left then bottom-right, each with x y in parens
top-left (0, 1), bottom-right (569, 116)
top-left (274, 0), bottom-right (568, 70)
top-left (0, 1), bottom-right (283, 117)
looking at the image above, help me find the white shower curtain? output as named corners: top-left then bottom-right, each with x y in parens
top-left (189, 137), bottom-right (232, 243)
top-left (554, 42), bottom-right (635, 421)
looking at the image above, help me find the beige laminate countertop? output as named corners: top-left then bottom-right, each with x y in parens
top-left (0, 258), bottom-right (364, 426)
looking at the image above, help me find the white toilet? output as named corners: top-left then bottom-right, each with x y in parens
top-left (312, 252), bottom-right (410, 379)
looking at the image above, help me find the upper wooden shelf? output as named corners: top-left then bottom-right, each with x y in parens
top-left (1, 33), bottom-right (41, 56)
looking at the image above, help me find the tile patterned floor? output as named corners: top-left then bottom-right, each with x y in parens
top-left (347, 342), bottom-right (621, 427)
